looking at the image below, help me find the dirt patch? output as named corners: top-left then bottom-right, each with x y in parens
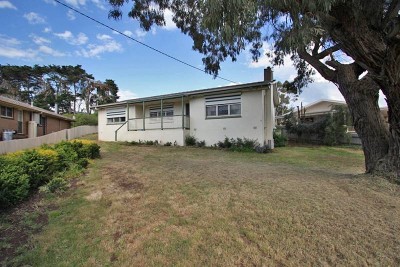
top-left (117, 181), bottom-right (144, 191)
top-left (86, 191), bottom-right (103, 201)
top-left (0, 193), bottom-right (53, 264)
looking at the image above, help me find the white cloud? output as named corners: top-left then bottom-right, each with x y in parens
top-left (96, 34), bottom-right (112, 41)
top-left (118, 90), bottom-right (137, 101)
top-left (65, 0), bottom-right (86, 7)
top-left (90, 0), bottom-right (106, 10)
top-left (0, 36), bottom-right (37, 59)
top-left (123, 30), bottom-right (133, 37)
top-left (67, 10), bottom-right (76, 20)
top-left (43, 27), bottom-right (52, 33)
top-left (30, 34), bottom-right (51, 45)
top-left (162, 9), bottom-right (176, 30)
top-left (38, 45), bottom-right (66, 57)
top-left (24, 12), bottom-right (46, 24)
top-left (0, 1), bottom-right (16, 9)
top-left (43, 0), bottom-right (56, 5)
top-left (77, 36), bottom-right (122, 58)
top-left (54, 31), bottom-right (88, 45)
top-left (135, 29), bottom-right (147, 38)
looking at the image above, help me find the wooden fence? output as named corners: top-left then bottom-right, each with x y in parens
top-left (0, 125), bottom-right (98, 155)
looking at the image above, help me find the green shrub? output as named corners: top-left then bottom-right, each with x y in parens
top-left (0, 163), bottom-right (30, 208)
top-left (164, 142), bottom-right (172, 146)
top-left (196, 140), bottom-right (206, 147)
top-left (46, 177), bottom-right (68, 193)
top-left (217, 137), bottom-right (258, 152)
top-left (67, 113), bottom-right (98, 126)
top-left (185, 135), bottom-right (197, 146)
top-left (273, 130), bottom-right (287, 147)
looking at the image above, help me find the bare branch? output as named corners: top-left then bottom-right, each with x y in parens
top-left (315, 44), bottom-right (341, 59)
top-left (297, 47), bottom-right (336, 82)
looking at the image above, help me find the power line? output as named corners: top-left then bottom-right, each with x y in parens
top-left (53, 0), bottom-right (238, 84)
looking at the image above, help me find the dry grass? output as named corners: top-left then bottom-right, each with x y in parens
top-left (12, 142), bottom-right (400, 266)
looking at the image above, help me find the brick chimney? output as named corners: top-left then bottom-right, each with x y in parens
top-left (264, 67), bottom-right (273, 82)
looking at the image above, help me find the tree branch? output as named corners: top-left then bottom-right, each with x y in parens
top-left (315, 44), bottom-right (341, 59)
top-left (297, 47), bottom-right (336, 82)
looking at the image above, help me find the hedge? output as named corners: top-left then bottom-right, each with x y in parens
top-left (0, 140), bottom-right (100, 208)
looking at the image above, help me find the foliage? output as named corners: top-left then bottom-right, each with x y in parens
top-left (185, 135), bottom-right (197, 146)
top-left (65, 113), bottom-right (98, 126)
top-left (216, 137), bottom-right (259, 152)
top-left (0, 140), bottom-right (100, 208)
top-left (164, 142), bottom-right (172, 146)
top-left (44, 177), bottom-right (68, 193)
top-left (285, 106), bottom-right (351, 146)
top-left (273, 130), bottom-right (287, 147)
top-left (196, 140), bottom-right (206, 147)
top-left (0, 163), bottom-right (30, 208)
top-left (0, 64), bottom-right (119, 114)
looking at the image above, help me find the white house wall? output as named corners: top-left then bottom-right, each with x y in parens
top-left (189, 90), bottom-right (267, 146)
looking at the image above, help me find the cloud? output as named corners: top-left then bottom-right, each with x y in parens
top-left (67, 10), bottom-right (76, 20)
top-left (96, 34), bottom-right (112, 41)
top-left (54, 31), bottom-right (88, 45)
top-left (30, 34), bottom-right (51, 45)
top-left (162, 9), bottom-right (176, 30)
top-left (43, 27), bottom-right (52, 33)
top-left (135, 29), bottom-right (147, 38)
top-left (0, 1), bottom-right (16, 9)
top-left (77, 36), bottom-right (122, 58)
top-left (118, 90), bottom-right (138, 101)
top-left (64, 0), bottom-right (86, 7)
top-left (123, 30), bottom-right (133, 37)
top-left (24, 12), bottom-right (46, 24)
top-left (0, 36), bottom-right (37, 59)
top-left (38, 45), bottom-right (66, 57)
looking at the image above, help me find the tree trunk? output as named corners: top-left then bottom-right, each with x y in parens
top-left (335, 65), bottom-right (390, 173)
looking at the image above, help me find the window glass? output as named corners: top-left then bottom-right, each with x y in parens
top-left (206, 106), bottom-right (216, 117)
top-left (1, 106), bottom-right (13, 118)
top-left (218, 105), bottom-right (229, 116)
top-left (150, 111), bottom-right (158, 118)
top-left (230, 103), bottom-right (241, 115)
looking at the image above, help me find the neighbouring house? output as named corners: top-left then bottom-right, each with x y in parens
top-left (96, 68), bottom-right (279, 147)
top-left (286, 99), bottom-right (389, 132)
top-left (0, 96), bottom-right (74, 141)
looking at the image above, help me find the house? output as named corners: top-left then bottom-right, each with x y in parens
top-left (96, 68), bottom-right (279, 148)
top-left (291, 99), bottom-right (388, 131)
top-left (0, 96), bottom-right (74, 141)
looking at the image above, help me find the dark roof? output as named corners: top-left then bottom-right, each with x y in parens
top-left (95, 80), bottom-right (270, 109)
top-left (0, 96), bottom-right (75, 121)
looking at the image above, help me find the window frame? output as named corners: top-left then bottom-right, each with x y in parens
top-left (0, 106), bottom-right (13, 119)
top-left (107, 116), bottom-right (126, 124)
top-left (205, 102), bottom-right (241, 118)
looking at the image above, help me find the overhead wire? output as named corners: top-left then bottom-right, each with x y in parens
top-left (53, 0), bottom-right (238, 84)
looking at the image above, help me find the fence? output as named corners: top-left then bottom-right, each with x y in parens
top-left (0, 125), bottom-right (98, 155)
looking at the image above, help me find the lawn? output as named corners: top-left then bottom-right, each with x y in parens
top-left (2, 141), bottom-right (399, 266)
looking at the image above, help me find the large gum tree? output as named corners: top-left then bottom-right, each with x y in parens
top-left (107, 0), bottom-right (400, 180)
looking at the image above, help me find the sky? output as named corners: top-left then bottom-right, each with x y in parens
top-left (0, 0), bottom-right (386, 108)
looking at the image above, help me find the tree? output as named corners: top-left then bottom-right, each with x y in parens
top-left (107, 0), bottom-right (400, 179)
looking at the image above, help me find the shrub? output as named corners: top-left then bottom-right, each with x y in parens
top-left (73, 140), bottom-right (101, 159)
top-left (217, 137), bottom-right (258, 152)
top-left (273, 130), bottom-right (287, 147)
top-left (46, 177), bottom-right (68, 193)
top-left (255, 145), bottom-right (272, 153)
top-left (0, 163), bottom-right (30, 208)
top-left (164, 142), bottom-right (172, 146)
top-left (185, 135), bottom-right (197, 146)
top-left (196, 140), bottom-right (206, 147)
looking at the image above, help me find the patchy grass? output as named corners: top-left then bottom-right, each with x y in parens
top-left (3, 142), bottom-right (400, 266)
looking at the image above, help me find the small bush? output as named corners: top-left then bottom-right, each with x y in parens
top-left (0, 164), bottom-right (30, 208)
top-left (145, 140), bottom-right (154, 145)
top-left (273, 130), bottom-right (287, 147)
top-left (255, 145), bottom-right (272, 153)
top-left (217, 137), bottom-right (258, 152)
top-left (196, 140), bottom-right (206, 147)
top-left (164, 142), bottom-right (172, 146)
top-left (185, 135), bottom-right (197, 146)
top-left (46, 177), bottom-right (68, 193)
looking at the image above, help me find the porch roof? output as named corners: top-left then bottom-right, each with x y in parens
top-left (95, 80), bottom-right (270, 109)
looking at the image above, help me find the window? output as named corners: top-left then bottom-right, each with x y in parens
top-left (17, 110), bottom-right (23, 134)
top-left (149, 106), bottom-right (174, 118)
top-left (106, 108), bottom-right (126, 124)
top-left (205, 94), bottom-right (241, 118)
top-left (1, 106), bottom-right (13, 118)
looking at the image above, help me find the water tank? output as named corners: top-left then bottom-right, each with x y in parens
top-left (2, 130), bottom-right (13, 141)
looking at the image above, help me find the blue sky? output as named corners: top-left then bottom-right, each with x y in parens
top-left (0, 0), bottom-right (386, 107)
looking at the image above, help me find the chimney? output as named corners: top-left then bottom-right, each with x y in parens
top-left (264, 67), bottom-right (273, 82)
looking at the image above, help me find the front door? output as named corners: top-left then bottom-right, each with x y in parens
top-left (17, 110), bottom-right (23, 134)
top-left (41, 116), bottom-right (46, 135)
